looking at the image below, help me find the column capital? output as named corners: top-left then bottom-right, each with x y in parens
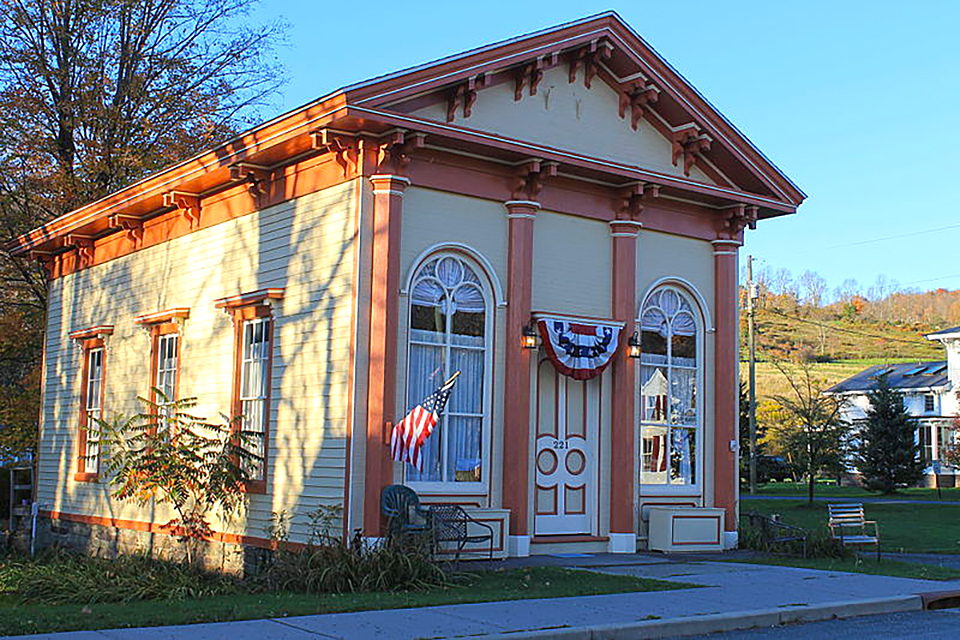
top-left (505, 200), bottom-right (540, 219)
top-left (712, 238), bottom-right (742, 255)
top-left (369, 174), bottom-right (411, 196)
top-left (610, 219), bottom-right (642, 237)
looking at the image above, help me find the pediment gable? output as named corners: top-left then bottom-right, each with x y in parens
top-left (347, 12), bottom-right (804, 206)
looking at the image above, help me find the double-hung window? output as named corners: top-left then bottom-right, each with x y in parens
top-left (135, 309), bottom-right (189, 432)
top-left (215, 289), bottom-right (283, 493)
top-left (83, 347), bottom-right (104, 472)
top-left (238, 316), bottom-right (271, 482)
top-left (68, 326), bottom-right (113, 482)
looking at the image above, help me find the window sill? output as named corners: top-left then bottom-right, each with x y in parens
top-left (406, 483), bottom-right (487, 496)
top-left (73, 472), bottom-right (99, 483)
top-left (639, 486), bottom-right (701, 497)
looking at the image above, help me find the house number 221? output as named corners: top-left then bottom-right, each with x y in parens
top-left (552, 440), bottom-right (569, 450)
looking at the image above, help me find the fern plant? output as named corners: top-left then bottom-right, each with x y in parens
top-left (92, 391), bottom-right (262, 565)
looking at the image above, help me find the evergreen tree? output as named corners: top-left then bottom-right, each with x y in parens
top-left (856, 373), bottom-right (925, 493)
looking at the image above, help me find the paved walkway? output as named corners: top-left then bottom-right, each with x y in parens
top-left (9, 554), bottom-right (959, 640)
top-left (743, 495), bottom-right (960, 505)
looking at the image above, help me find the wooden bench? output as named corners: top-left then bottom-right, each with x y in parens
top-left (827, 503), bottom-right (880, 560)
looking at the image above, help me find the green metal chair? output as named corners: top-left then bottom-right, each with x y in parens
top-left (381, 484), bottom-right (431, 541)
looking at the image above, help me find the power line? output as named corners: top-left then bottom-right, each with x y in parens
top-left (759, 307), bottom-right (931, 347)
top-left (899, 273), bottom-right (960, 287)
top-left (768, 222), bottom-right (960, 259)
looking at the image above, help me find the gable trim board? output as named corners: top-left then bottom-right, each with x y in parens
top-left (16, 13), bottom-right (803, 559)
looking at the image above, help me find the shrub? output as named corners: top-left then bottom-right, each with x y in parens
top-left (258, 506), bottom-right (447, 594)
top-left (1, 549), bottom-right (246, 605)
top-left (94, 392), bottom-right (261, 565)
top-left (739, 523), bottom-right (848, 559)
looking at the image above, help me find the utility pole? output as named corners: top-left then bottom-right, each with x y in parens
top-left (747, 255), bottom-right (758, 494)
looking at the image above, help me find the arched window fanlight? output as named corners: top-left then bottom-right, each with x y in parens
top-left (406, 254), bottom-right (491, 485)
top-left (638, 286), bottom-right (701, 487)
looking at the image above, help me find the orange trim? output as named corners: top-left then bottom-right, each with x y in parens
top-left (147, 322), bottom-right (182, 411)
top-left (671, 514), bottom-right (722, 546)
top-left (225, 300), bottom-right (276, 495)
top-left (610, 221), bottom-right (637, 534)
top-left (214, 288), bottom-right (285, 310)
top-left (68, 325), bottom-right (114, 341)
top-left (135, 308), bottom-right (190, 325)
top-left (363, 174), bottom-right (409, 535)
top-left (713, 241), bottom-right (739, 531)
top-left (503, 200), bottom-right (538, 536)
top-left (41, 509), bottom-right (304, 551)
top-left (75, 338), bottom-right (105, 481)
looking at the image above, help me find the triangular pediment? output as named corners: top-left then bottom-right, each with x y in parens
top-left (347, 12), bottom-right (804, 206)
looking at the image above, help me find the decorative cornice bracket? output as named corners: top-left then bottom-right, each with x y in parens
top-left (108, 213), bottom-right (145, 247)
top-left (511, 158), bottom-right (558, 201)
top-left (514, 53), bottom-right (558, 101)
top-left (162, 191), bottom-right (202, 228)
top-left (65, 233), bottom-right (96, 267)
top-left (722, 203), bottom-right (759, 236)
top-left (377, 129), bottom-right (426, 171)
top-left (671, 124), bottom-right (713, 176)
top-left (312, 129), bottom-right (361, 176)
top-left (616, 181), bottom-right (659, 221)
top-left (229, 162), bottom-right (272, 197)
top-left (618, 81), bottom-right (660, 130)
top-left (568, 39), bottom-right (613, 89)
top-left (447, 73), bottom-right (487, 122)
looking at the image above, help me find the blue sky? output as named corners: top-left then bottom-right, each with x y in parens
top-left (252, 1), bottom-right (960, 297)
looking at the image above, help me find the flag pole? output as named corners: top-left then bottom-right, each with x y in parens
top-left (446, 370), bottom-right (461, 385)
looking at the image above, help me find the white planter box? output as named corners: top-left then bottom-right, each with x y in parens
top-left (647, 507), bottom-right (725, 552)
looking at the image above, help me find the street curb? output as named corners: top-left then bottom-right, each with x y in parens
top-left (472, 595), bottom-right (923, 639)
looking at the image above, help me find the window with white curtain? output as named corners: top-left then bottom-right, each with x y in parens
top-left (405, 253), bottom-right (490, 486)
top-left (638, 286), bottom-right (701, 487)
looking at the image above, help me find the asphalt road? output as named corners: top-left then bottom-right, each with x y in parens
top-left (677, 609), bottom-right (960, 639)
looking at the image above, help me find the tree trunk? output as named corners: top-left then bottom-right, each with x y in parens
top-left (808, 468), bottom-right (815, 505)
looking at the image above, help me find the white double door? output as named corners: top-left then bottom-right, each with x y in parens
top-left (534, 359), bottom-right (600, 536)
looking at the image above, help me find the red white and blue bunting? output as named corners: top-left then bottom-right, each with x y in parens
top-left (537, 315), bottom-right (624, 380)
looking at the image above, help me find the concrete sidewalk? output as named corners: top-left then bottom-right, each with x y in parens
top-left (7, 555), bottom-right (958, 640)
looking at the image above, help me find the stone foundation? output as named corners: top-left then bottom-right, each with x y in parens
top-left (35, 516), bottom-right (271, 577)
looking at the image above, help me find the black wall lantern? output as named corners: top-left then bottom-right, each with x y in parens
top-left (627, 331), bottom-right (642, 358)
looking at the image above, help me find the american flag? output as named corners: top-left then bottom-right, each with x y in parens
top-left (391, 371), bottom-right (459, 471)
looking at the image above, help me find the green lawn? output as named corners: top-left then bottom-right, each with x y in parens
top-left (741, 499), bottom-right (960, 553)
top-left (725, 556), bottom-right (960, 581)
top-left (747, 481), bottom-right (960, 501)
top-left (0, 566), bottom-right (696, 636)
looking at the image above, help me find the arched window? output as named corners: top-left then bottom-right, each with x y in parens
top-left (638, 286), bottom-right (701, 487)
top-left (405, 253), bottom-right (491, 485)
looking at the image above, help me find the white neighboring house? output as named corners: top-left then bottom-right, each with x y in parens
top-left (826, 327), bottom-right (960, 486)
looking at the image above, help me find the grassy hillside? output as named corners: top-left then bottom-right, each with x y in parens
top-left (740, 306), bottom-right (945, 403)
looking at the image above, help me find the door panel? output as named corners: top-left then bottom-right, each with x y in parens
top-left (535, 359), bottom-right (599, 535)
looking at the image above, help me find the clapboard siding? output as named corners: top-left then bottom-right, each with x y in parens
top-left (38, 181), bottom-right (358, 542)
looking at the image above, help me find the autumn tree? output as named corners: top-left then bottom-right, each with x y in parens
top-left (0, 0), bottom-right (286, 463)
top-left (768, 360), bottom-right (850, 504)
